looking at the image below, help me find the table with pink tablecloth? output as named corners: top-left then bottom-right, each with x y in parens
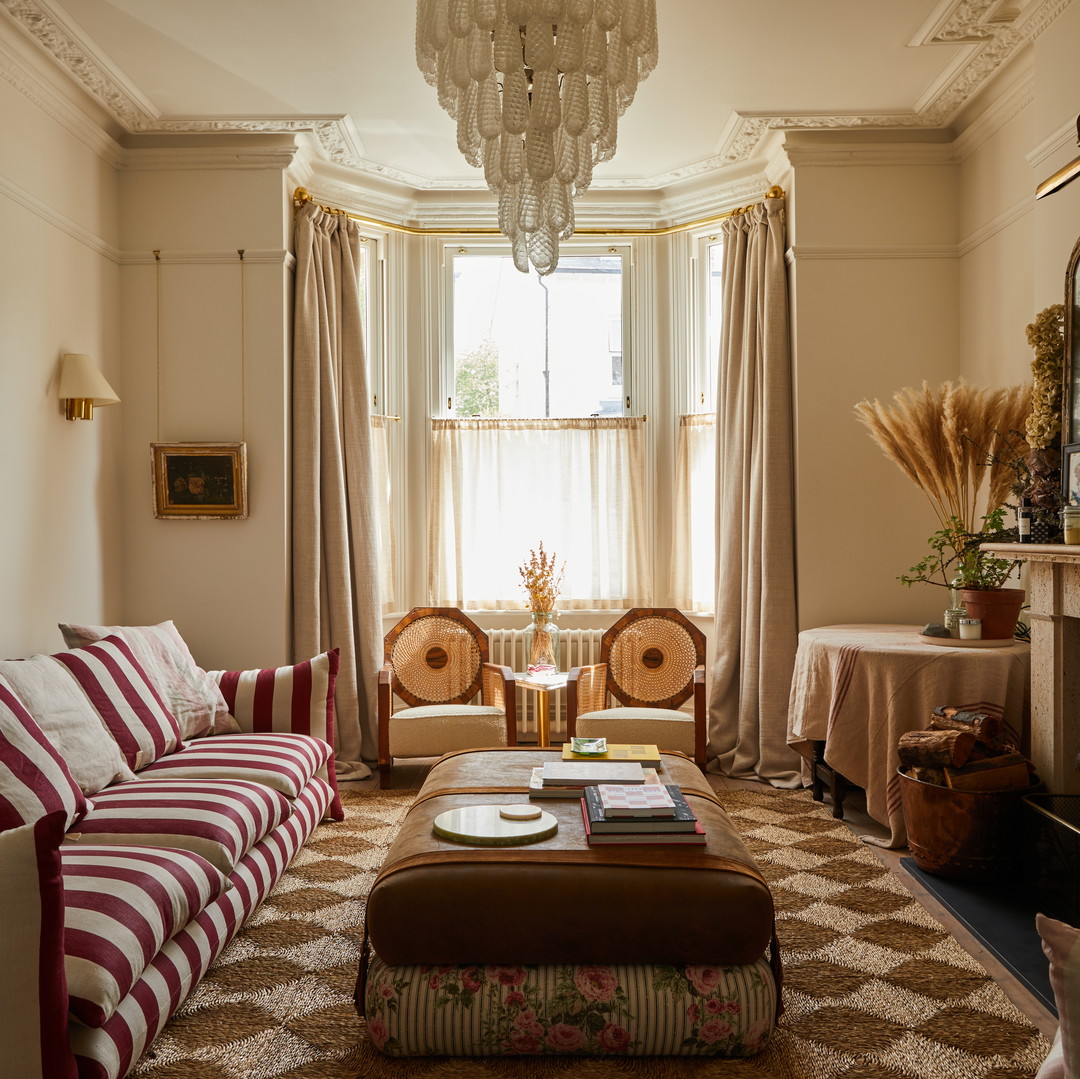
top-left (786, 624), bottom-right (1030, 849)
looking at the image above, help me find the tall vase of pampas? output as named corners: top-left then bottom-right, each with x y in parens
top-left (854, 380), bottom-right (1030, 622)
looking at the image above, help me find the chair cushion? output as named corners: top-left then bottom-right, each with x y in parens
top-left (59, 621), bottom-right (238, 739)
top-left (52, 635), bottom-right (185, 771)
top-left (68, 777), bottom-right (291, 874)
top-left (0, 654), bottom-right (136, 795)
top-left (576, 708), bottom-right (696, 757)
top-left (0, 676), bottom-right (89, 831)
top-left (135, 732), bottom-right (332, 799)
top-left (390, 705), bottom-right (507, 758)
top-left (0, 812), bottom-right (77, 1078)
top-left (61, 844), bottom-right (228, 1028)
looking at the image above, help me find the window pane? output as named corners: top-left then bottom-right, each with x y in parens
top-left (451, 253), bottom-right (625, 418)
top-left (703, 240), bottom-right (723, 407)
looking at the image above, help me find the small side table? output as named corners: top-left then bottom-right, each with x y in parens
top-left (513, 671), bottom-right (569, 748)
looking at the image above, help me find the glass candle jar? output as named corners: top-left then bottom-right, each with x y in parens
top-left (1063, 506), bottom-right (1080, 545)
top-left (958, 618), bottom-right (982, 640)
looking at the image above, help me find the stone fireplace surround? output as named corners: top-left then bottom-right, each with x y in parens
top-left (985, 543), bottom-right (1080, 794)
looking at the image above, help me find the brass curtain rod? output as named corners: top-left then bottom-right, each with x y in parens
top-left (292, 185), bottom-right (784, 238)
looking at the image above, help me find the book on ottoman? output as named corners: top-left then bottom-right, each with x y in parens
top-left (584, 785), bottom-right (698, 833)
top-left (540, 760), bottom-right (646, 787)
top-left (529, 766), bottom-right (662, 799)
top-left (580, 800), bottom-right (707, 845)
top-left (561, 742), bottom-right (663, 767)
top-left (595, 782), bottom-right (678, 817)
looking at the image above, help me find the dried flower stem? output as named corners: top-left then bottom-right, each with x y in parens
top-left (518, 542), bottom-right (565, 612)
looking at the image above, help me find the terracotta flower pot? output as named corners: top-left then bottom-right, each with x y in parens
top-left (960, 587), bottom-right (1025, 640)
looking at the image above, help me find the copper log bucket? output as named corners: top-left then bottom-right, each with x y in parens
top-left (898, 768), bottom-right (1039, 883)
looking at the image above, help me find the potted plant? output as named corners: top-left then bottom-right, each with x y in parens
top-left (855, 379), bottom-right (1031, 638)
top-left (899, 506), bottom-right (1024, 638)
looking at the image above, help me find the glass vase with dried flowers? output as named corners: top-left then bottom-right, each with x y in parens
top-left (519, 544), bottom-right (565, 672)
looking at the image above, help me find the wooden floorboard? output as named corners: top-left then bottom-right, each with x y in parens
top-left (346, 756), bottom-right (1059, 1041)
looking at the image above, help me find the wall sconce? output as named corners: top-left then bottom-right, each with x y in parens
top-left (58, 353), bottom-right (120, 420)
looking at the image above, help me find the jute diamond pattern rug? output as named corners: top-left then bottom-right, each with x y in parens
top-left (129, 786), bottom-right (1052, 1079)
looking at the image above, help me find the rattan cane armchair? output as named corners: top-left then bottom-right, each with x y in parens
top-left (377, 607), bottom-right (517, 775)
top-left (567, 608), bottom-right (707, 767)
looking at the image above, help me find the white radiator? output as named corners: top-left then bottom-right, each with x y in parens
top-left (488, 626), bottom-right (604, 742)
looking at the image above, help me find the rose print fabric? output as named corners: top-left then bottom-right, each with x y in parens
top-left (363, 953), bottom-right (776, 1056)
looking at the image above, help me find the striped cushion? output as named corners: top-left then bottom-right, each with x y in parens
top-left (53, 635), bottom-right (184, 771)
top-left (0, 675), bottom-right (89, 831)
top-left (69, 778), bottom-right (292, 873)
top-left (0, 812), bottom-right (78, 1078)
top-left (59, 621), bottom-right (239, 739)
top-left (363, 952), bottom-right (776, 1056)
top-left (0, 654), bottom-right (136, 795)
top-left (62, 844), bottom-right (229, 1028)
top-left (135, 732), bottom-right (332, 800)
top-left (209, 649), bottom-right (343, 819)
top-left (69, 779), bottom-right (332, 1079)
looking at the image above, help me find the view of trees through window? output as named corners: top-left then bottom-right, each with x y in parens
top-left (450, 252), bottom-right (626, 418)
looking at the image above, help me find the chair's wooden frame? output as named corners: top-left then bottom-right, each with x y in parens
top-left (377, 607), bottom-right (516, 775)
top-left (566, 607), bottom-right (707, 767)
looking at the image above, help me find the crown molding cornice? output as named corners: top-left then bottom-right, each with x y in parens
top-left (3, 0), bottom-right (1071, 194)
top-left (0, 23), bottom-right (121, 165)
top-left (719, 0), bottom-right (1068, 167)
top-left (120, 144), bottom-right (300, 172)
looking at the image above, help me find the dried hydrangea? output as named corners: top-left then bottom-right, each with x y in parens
top-left (1024, 304), bottom-right (1065, 450)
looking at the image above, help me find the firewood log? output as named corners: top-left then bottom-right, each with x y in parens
top-left (930, 707), bottom-right (1004, 749)
top-left (908, 766), bottom-right (946, 786)
top-left (897, 729), bottom-right (975, 768)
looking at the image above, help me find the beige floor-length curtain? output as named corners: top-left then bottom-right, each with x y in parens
top-left (709, 195), bottom-right (802, 786)
top-left (292, 201), bottom-right (382, 780)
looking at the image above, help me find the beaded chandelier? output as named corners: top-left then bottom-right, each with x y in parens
top-left (415, 0), bottom-right (658, 275)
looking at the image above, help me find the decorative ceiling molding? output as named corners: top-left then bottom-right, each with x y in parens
top-left (1, 0), bottom-right (156, 125)
top-left (3, 0), bottom-right (1071, 190)
top-left (719, 0), bottom-right (1068, 165)
top-left (0, 24), bottom-right (121, 164)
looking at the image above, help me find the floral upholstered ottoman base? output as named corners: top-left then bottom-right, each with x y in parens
top-left (361, 951), bottom-right (776, 1057)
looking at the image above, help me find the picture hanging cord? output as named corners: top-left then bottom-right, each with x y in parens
top-left (239, 249), bottom-right (246, 442)
top-left (154, 250), bottom-right (161, 443)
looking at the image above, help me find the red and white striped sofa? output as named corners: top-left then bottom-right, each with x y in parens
top-left (0, 622), bottom-right (344, 1079)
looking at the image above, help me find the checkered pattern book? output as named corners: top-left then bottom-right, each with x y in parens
top-left (596, 782), bottom-right (677, 816)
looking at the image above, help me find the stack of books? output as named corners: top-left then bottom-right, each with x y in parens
top-left (580, 783), bottom-right (705, 845)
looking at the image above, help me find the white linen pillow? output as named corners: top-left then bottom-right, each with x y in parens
top-left (0, 655), bottom-right (135, 795)
top-left (59, 621), bottom-right (238, 739)
top-left (1037, 914), bottom-right (1080, 1078)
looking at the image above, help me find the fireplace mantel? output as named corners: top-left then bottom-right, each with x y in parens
top-left (983, 542), bottom-right (1080, 793)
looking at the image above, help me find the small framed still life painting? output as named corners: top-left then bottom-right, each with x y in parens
top-left (152, 442), bottom-right (248, 520)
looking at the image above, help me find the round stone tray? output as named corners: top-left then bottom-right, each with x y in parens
top-left (432, 804), bottom-right (558, 846)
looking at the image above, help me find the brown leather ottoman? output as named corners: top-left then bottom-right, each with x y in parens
top-left (358, 748), bottom-right (780, 1058)
top-left (366, 747), bottom-right (774, 966)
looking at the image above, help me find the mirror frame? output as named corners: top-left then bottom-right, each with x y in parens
top-left (1065, 236), bottom-right (1080, 445)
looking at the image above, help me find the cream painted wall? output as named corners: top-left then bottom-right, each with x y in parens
top-left (786, 152), bottom-right (963, 630)
top-left (0, 32), bottom-right (123, 658)
top-left (116, 159), bottom-right (294, 670)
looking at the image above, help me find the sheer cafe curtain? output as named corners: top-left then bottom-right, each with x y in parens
top-left (429, 417), bottom-right (651, 609)
top-left (670, 413), bottom-right (716, 612)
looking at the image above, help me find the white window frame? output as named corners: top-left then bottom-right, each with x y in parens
top-left (439, 242), bottom-right (635, 420)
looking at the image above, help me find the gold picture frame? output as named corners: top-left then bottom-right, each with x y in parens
top-left (152, 442), bottom-right (248, 519)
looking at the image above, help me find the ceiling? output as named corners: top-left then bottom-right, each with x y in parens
top-left (2, 0), bottom-right (1055, 199)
